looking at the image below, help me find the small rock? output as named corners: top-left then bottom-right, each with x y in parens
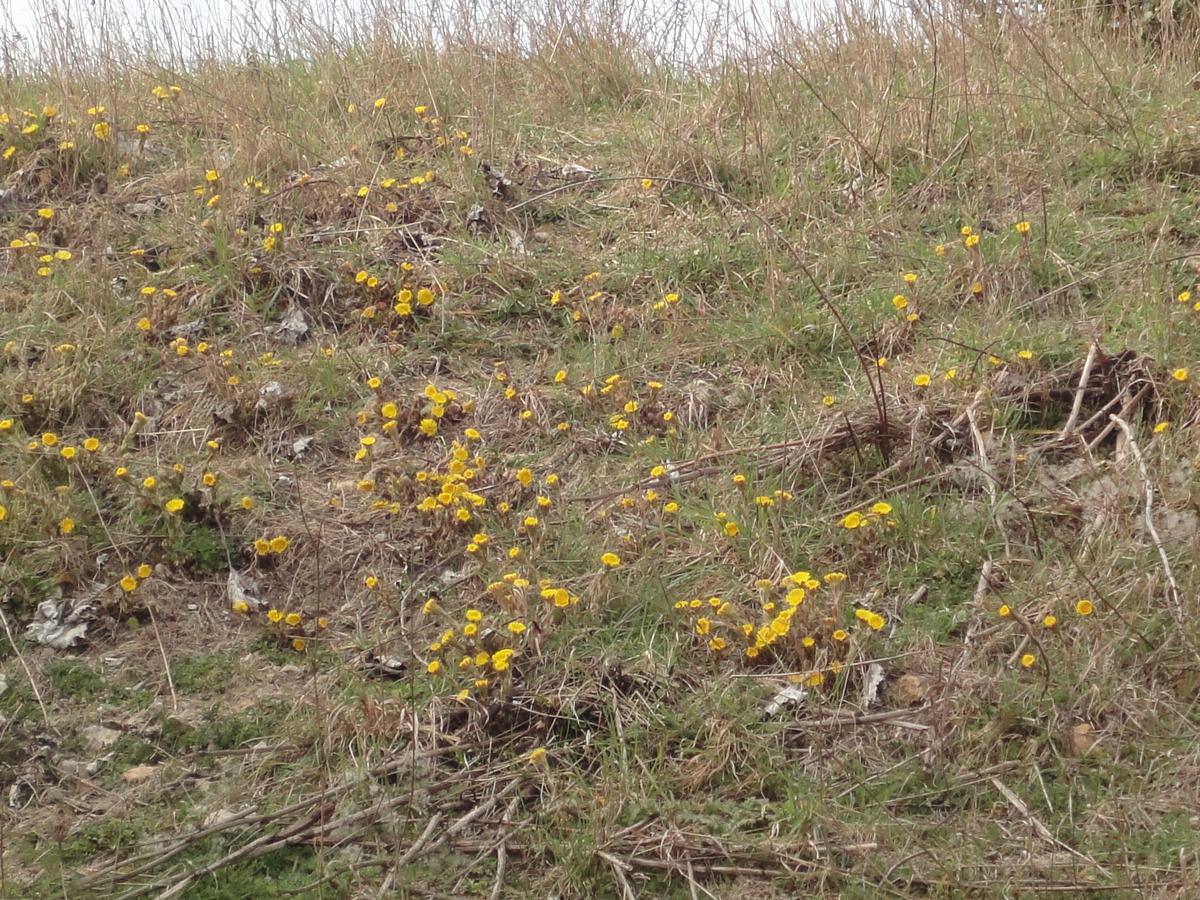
top-left (256, 381), bottom-right (292, 412)
top-left (55, 758), bottom-right (90, 778)
top-left (81, 725), bottom-right (122, 752)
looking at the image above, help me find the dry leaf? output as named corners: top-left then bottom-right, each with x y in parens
top-left (122, 764), bottom-right (158, 784)
top-left (860, 662), bottom-right (887, 708)
top-left (1071, 722), bottom-right (1103, 757)
top-left (892, 673), bottom-right (934, 707)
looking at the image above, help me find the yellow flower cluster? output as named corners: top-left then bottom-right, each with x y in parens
top-left (253, 535), bottom-right (291, 555)
top-left (421, 598), bottom-right (526, 699)
top-left (840, 501), bottom-right (894, 530)
top-left (672, 569), bottom-right (871, 673)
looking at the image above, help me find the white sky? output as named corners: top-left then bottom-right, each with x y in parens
top-left (1, 0), bottom-right (821, 71)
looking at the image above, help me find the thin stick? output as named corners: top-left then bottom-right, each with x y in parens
top-left (1059, 341), bottom-right (1099, 439)
top-left (597, 850), bottom-right (638, 900)
top-left (489, 794), bottom-right (520, 900)
top-left (966, 406), bottom-right (998, 505)
top-left (1109, 415), bottom-right (1197, 663)
top-left (1086, 384), bottom-right (1151, 451)
top-left (145, 601), bottom-right (178, 713)
top-left (0, 602), bottom-right (51, 728)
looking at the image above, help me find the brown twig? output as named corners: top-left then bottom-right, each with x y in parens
top-left (1109, 414), bottom-right (1197, 664)
top-left (0, 601), bottom-right (52, 729)
top-left (1058, 340), bottom-right (1099, 440)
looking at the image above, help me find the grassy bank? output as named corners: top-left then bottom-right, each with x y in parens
top-left (2, 1), bottom-right (1200, 897)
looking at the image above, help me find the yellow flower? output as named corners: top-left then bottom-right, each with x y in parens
top-left (1043, 615), bottom-right (1057, 628)
top-left (871, 502), bottom-right (893, 515)
top-left (832, 629), bottom-right (847, 641)
top-left (914, 373), bottom-right (931, 386)
top-left (998, 604), bottom-right (1011, 617)
top-left (267, 609), bottom-right (283, 623)
top-left (723, 521), bottom-right (740, 537)
top-left (241, 496), bottom-right (254, 510)
top-left (269, 536), bottom-right (290, 553)
top-left (601, 552), bottom-right (621, 567)
top-left (285, 612), bottom-right (301, 626)
top-left (1021, 654), bottom-right (1036, 668)
top-left (1015, 221), bottom-right (1031, 234)
top-left (527, 747), bottom-right (547, 764)
top-left (138, 564), bottom-right (153, 578)
top-left (59, 518), bottom-right (75, 534)
top-left (892, 294), bottom-right (908, 310)
top-left (292, 638), bottom-right (307, 651)
top-left (84, 438), bottom-right (100, 452)
top-left (841, 511), bottom-right (864, 529)
top-left (41, 432), bottom-right (58, 447)
top-left (1076, 599), bottom-right (1094, 616)
top-left (60, 446), bottom-right (76, 460)
top-left (93, 122), bottom-right (110, 140)
top-left (37, 208), bottom-right (54, 220)
top-left (1173, 368), bottom-right (1189, 382)
top-left (1154, 421), bottom-right (1169, 434)
top-left (164, 498), bottom-right (184, 513)
top-left (120, 575), bottom-right (138, 592)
